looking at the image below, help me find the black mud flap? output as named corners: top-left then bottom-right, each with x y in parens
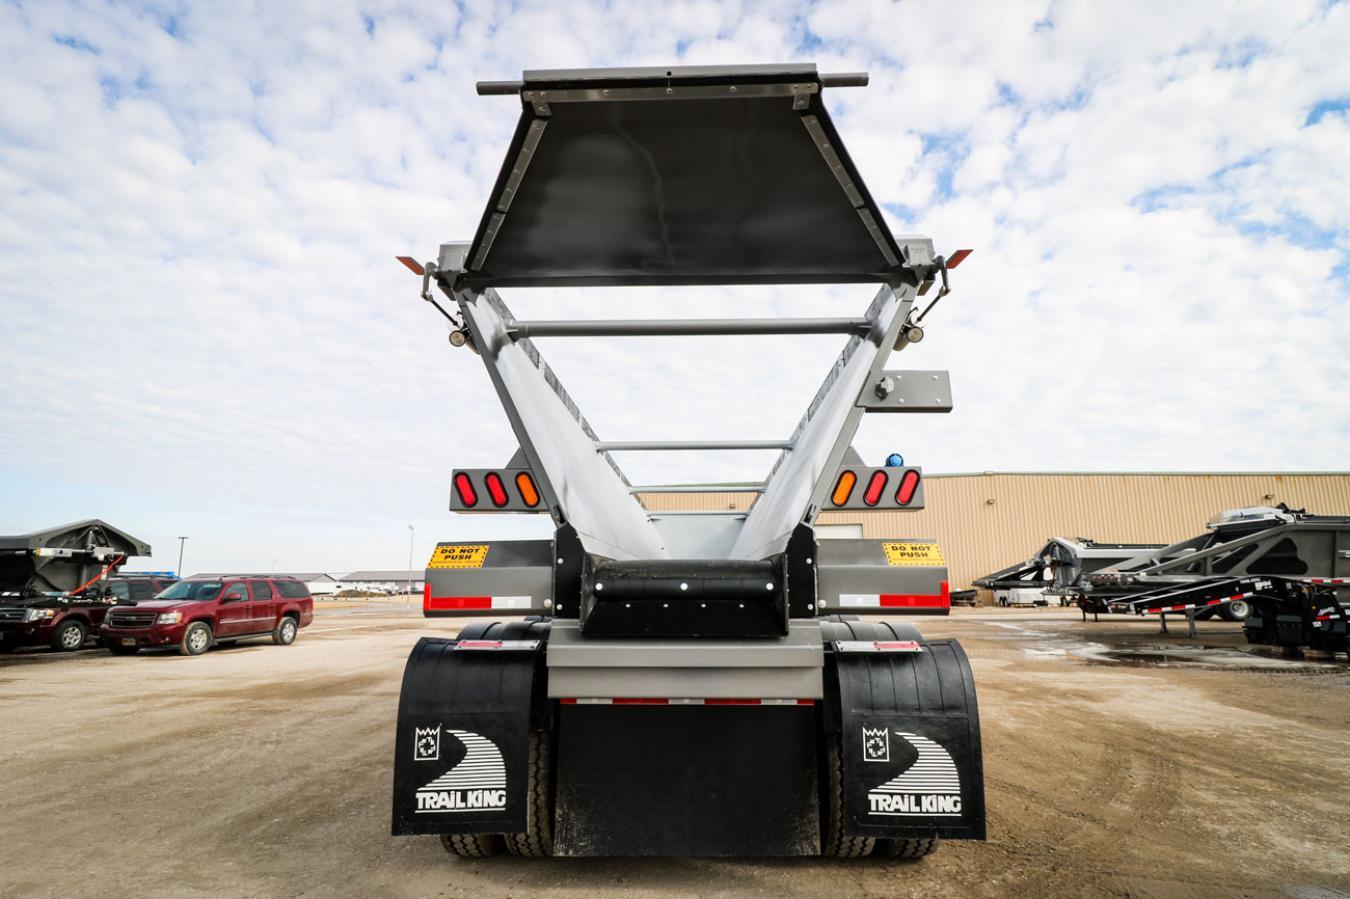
top-left (553, 704), bottom-right (820, 856)
top-left (823, 620), bottom-right (986, 841)
top-left (391, 621), bottom-right (549, 836)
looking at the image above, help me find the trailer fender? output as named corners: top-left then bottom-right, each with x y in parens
top-left (391, 620), bottom-right (550, 836)
top-left (821, 619), bottom-right (986, 841)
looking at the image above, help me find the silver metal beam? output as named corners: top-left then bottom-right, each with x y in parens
top-left (597, 440), bottom-right (791, 452)
top-left (630, 484), bottom-right (766, 494)
top-left (455, 287), bottom-right (669, 561)
top-left (730, 284), bottom-right (915, 561)
top-left (507, 318), bottom-right (871, 338)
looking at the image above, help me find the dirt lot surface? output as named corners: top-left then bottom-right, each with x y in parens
top-left (2, 602), bottom-right (1347, 898)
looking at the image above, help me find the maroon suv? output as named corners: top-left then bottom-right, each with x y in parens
top-left (100, 576), bottom-right (314, 656)
top-left (0, 575), bottom-right (177, 654)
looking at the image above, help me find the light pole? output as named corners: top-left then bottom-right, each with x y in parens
top-left (407, 524), bottom-right (415, 608)
top-left (177, 536), bottom-right (189, 578)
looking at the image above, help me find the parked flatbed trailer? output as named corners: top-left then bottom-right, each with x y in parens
top-left (390, 63), bottom-right (983, 859)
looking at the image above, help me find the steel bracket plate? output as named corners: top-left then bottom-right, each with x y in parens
top-left (861, 370), bottom-right (953, 413)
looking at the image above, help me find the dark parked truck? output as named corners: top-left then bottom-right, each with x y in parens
top-left (390, 64), bottom-right (983, 860)
top-left (100, 575), bottom-right (314, 656)
top-left (0, 520), bottom-right (154, 653)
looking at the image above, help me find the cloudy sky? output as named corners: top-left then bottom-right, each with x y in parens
top-left (1, 0), bottom-right (1346, 575)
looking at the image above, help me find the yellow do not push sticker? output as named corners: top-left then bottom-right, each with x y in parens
top-left (882, 542), bottom-right (945, 567)
top-left (428, 544), bottom-right (489, 569)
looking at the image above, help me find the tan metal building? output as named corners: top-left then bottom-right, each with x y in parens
top-left (639, 472), bottom-right (1350, 599)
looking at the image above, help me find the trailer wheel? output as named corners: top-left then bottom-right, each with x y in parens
top-left (877, 837), bottom-right (940, 859)
top-left (504, 732), bottom-right (553, 857)
top-left (51, 619), bottom-right (87, 652)
top-left (439, 833), bottom-right (502, 858)
top-left (824, 737), bottom-right (875, 858)
top-left (1220, 600), bottom-right (1250, 622)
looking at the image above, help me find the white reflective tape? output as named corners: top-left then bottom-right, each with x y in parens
top-left (455, 639), bottom-right (541, 651)
top-left (491, 596), bottom-right (533, 609)
top-left (838, 594), bottom-right (881, 607)
top-left (834, 640), bottom-right (923, 653)
top-left (560, 698), bottom-right (815, 706)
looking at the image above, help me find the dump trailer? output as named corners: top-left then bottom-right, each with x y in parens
top-left (0, 519), bottom-right (151, 652)
top-left (1110, 576), bottom-right (1349, 656)
top-left (1074, 506), bottom-right (1350, 624)
top-left (975, 538), bottom-right (1165, 607)
top-left (390, 63), bottom-right (984, 859)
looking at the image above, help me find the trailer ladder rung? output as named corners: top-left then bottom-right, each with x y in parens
top-left (597, 440), bottom-right (792, 452)
top-left (507, 318), bottom-right (872, 338)
top-left (629, 484), bottom-right (767, 494)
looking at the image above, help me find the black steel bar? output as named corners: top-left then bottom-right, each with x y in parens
top-left (477, 80), bottom-right (525, 95)
top-left (820, 72), bottom-right (869, 87)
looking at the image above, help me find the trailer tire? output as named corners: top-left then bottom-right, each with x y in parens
top-left (877, 837), bottom-right (940, 859)
top-left (439, 833), bottom-right (502, 858)
top-left (1220, 600), bottom-right (1250, 622)
top-left (51, 619), bottom-right (87, 652)
top-left (504, 732), bottom-right (553, 857)
top-left (824, 738), bottom-right (875, 858)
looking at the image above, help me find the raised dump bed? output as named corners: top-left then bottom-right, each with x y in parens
top-left (389, 63), bottom-right (982, 859)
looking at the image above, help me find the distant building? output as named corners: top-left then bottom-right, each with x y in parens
top-left (191, 572), bottom-right (342, 596)
top-left (339, 570), bottom-right (426, 594)
top-left (638, 471), bottom-right (1350, 602)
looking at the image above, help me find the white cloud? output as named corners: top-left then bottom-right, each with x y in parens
top-left (0, 0), bottom-right (1345, 573)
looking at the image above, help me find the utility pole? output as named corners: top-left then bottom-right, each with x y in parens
top-left (177, 536), bottom-right (189, 578)
top-left (407, 524), bottom-right (415, 608)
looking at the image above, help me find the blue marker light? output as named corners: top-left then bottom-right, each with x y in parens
top-left (885, 453), bottom-right (904, 467)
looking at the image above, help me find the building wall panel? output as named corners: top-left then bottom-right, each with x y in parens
top-left (641, 473), bottom-right (1350, 597)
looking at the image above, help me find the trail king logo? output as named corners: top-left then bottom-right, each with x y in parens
top-left (415, 728), bottom-right (507, 814)
top-left (413, 726), bottom-right (440, 762)
top-left (867, 731), bottom-right (963, 817)
top-left (862, 726), bottom-right (890, 762)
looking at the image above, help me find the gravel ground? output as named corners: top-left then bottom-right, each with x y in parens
top-left (1, 602), bottom-right (1347, 898)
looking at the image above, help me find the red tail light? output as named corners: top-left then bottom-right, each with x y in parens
top-left (895, 469), bottom-right (921, 505)
top-left (453, 472), bottom-right (478, 507)
top-left (515, 472), bottom-right (540, 508)
top-left (863, 470), bottom-right (887, 506)
top-left (484, 472), bottom-right (509, 507)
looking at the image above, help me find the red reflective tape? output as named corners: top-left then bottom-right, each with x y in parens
top-left (796, 699), bottom-right (815, 705)
top-left (613, 697), bottom-right (668, 705)
top-left (1206, 599), bottom-right (1222, 606)
top-left (425, 596), bottom-right (492, 610)
top-left (946, 249), bottom-right (973, 269)
top-left (560, 698), bottom-right (577, 704)
top-left (877, 581), bottom-right (950, 609)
